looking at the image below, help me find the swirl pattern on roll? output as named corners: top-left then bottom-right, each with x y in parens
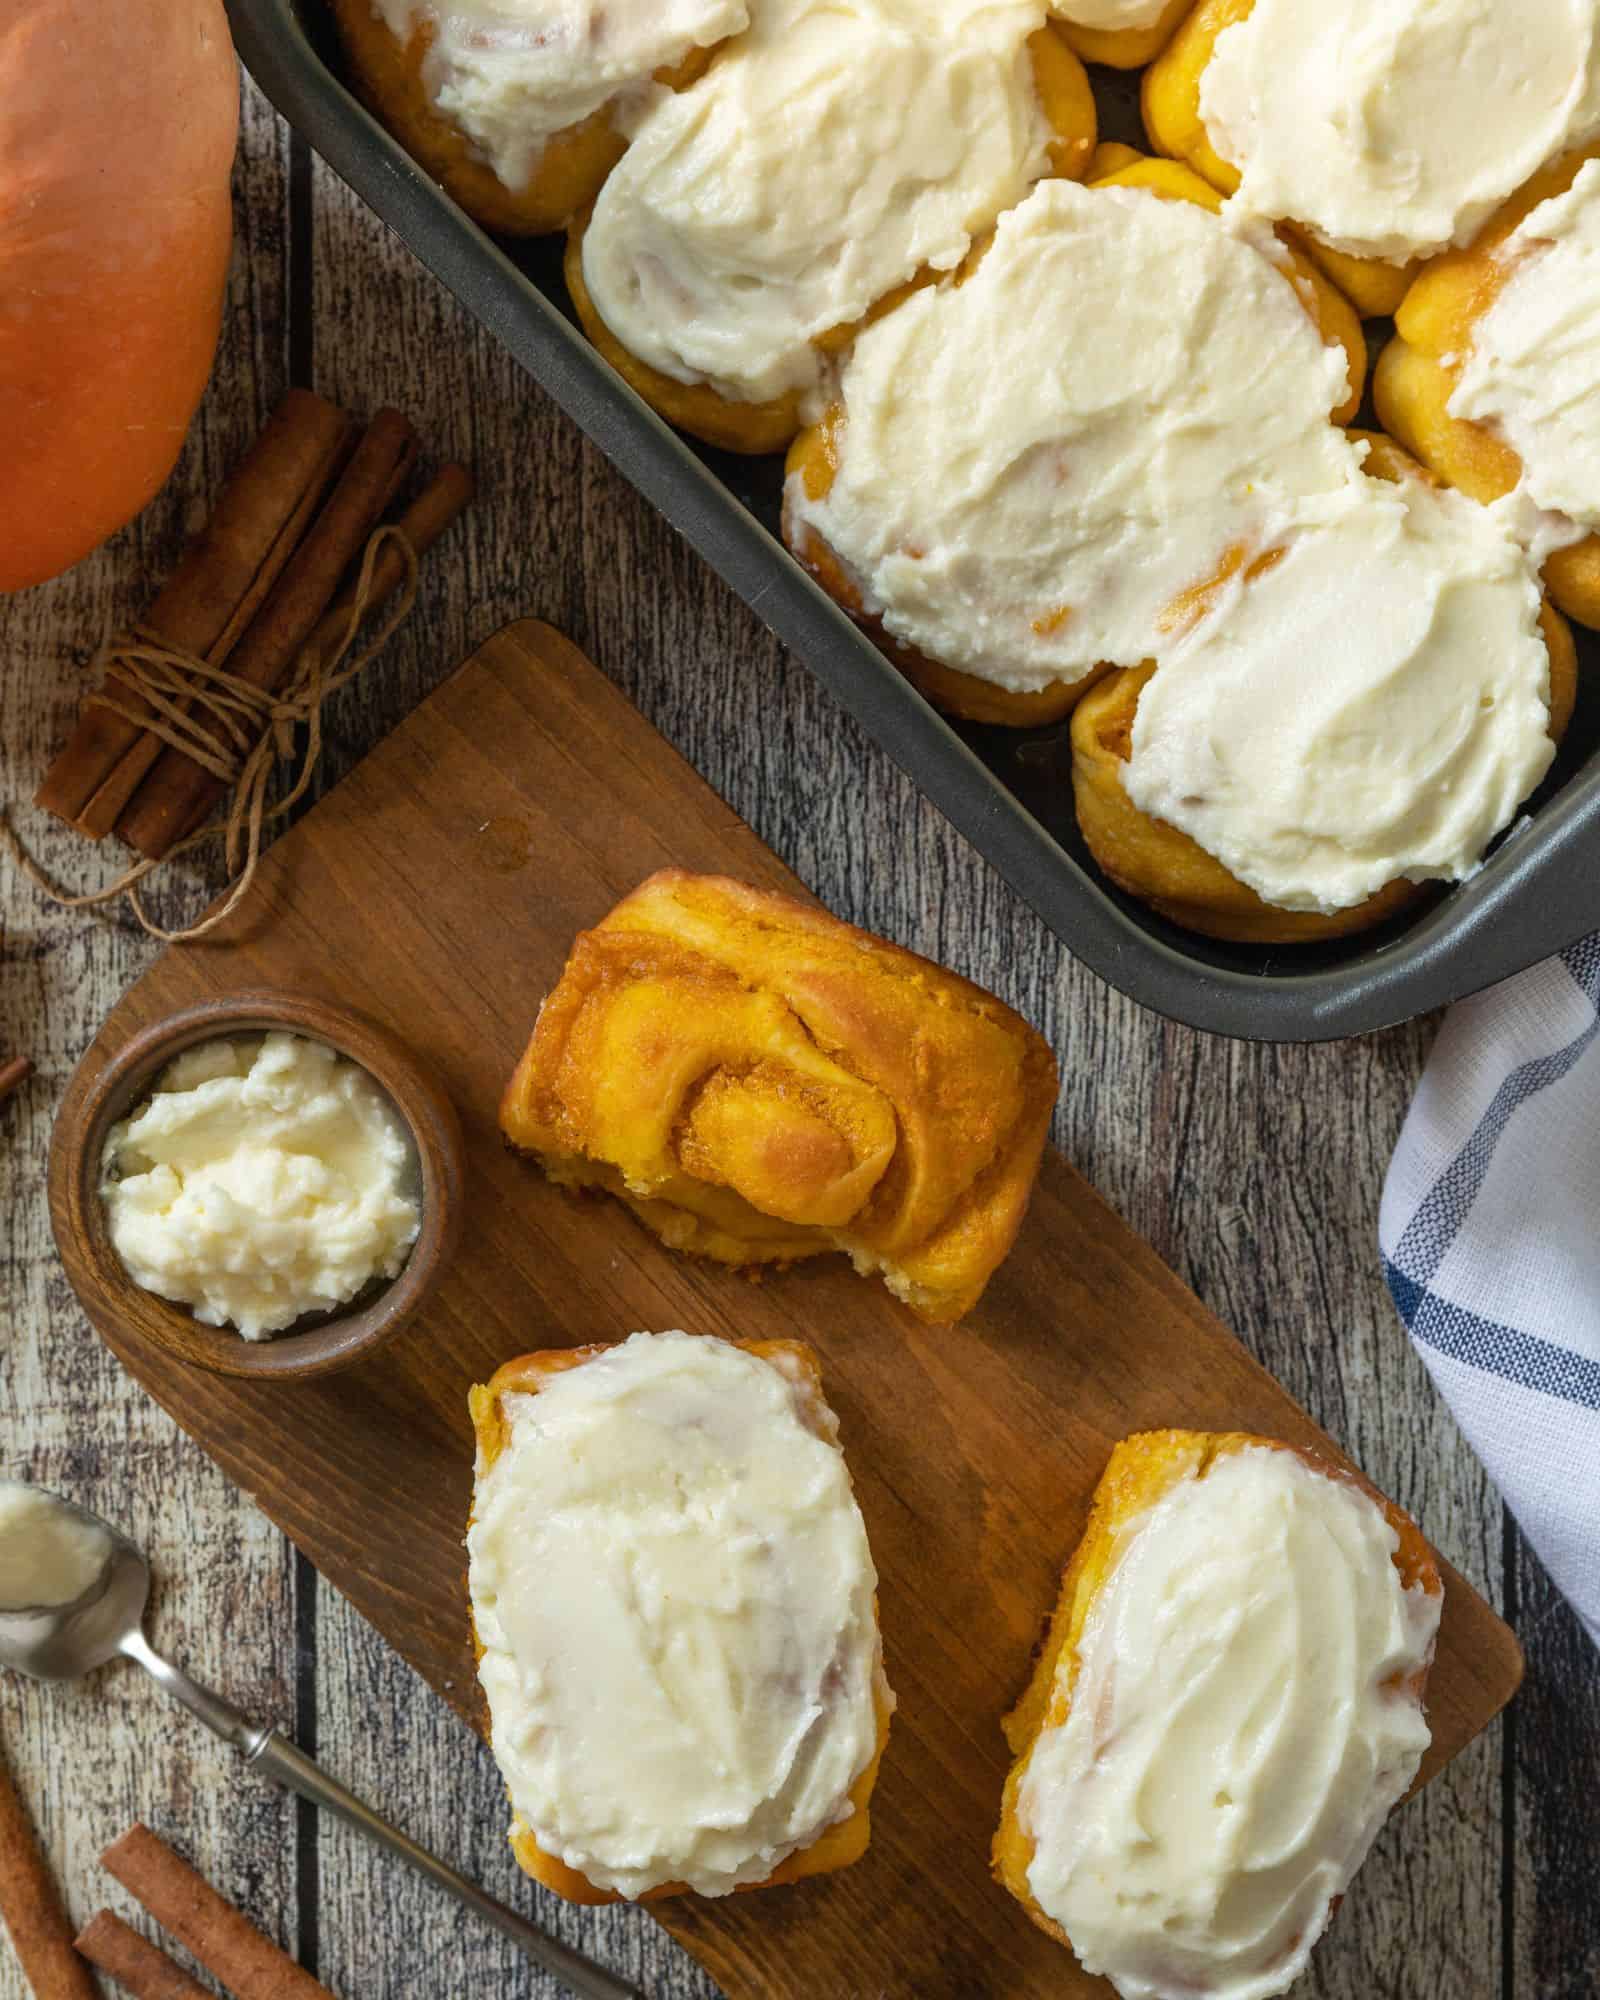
top-left (501, 870), bottom-right (1059, 1322)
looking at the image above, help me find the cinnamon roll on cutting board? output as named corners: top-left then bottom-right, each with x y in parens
top-left (469, 1330), bottom-right (893, 1903)
top-left (500, 868), bottom-right (1059, 1324)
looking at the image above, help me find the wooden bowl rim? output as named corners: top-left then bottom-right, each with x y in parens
top-left (49, 990), bottom-right (465, 1383)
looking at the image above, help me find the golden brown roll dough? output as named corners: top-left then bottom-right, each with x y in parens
top-left (1071, 663), bottom-right (1426, 945)
top-left (993, 1428), bottom-right (1441, 1948)
top-left (782, 155), bottom-right (1366, 729)
top-left (328, 0), bottom-right (719, 236)
top-left (501, 869), bottom-right (1059, 1322)
top-left (565, 25), bottom-right (1098, 456)
top-left (469, 1337), bottom-right (893, 1903)
top-left (1375, 140), bottom-right (1600, 631)
top-left (1054, 0), bottom-right (1198, 70)
top-left (1141, 0), bottom-right (1415, 316)
top-left (1070, 438), bottom-right (1578, 945)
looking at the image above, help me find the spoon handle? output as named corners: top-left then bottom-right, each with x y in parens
top-left (120, 1635), bottom-right (643, 2000)
top-left (250, 1733), bottom-right (645, 2000)
top-left (121, 1628), bottom-right (265, 1754)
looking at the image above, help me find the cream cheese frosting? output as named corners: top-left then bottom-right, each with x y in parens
top-left (371, 0), bottom-right (748, 191)
top-left (1018, 1446), bottom-right (1440, 2000)
top-left (579, 0), bottom-right (1055, 406)
top-left (102, 1033), bottom-right (421, 1339)
top-left (1452, 157), bottom-right (1600, 531)
top-left (1200, 0), bottom-right (1600, 264)
top-left (468, 1330), bottom-right (886, 1899)
top-left (1123, 473), bottom-right (1556, 914)
top-left (786, 178), bottom-right (1360, 692)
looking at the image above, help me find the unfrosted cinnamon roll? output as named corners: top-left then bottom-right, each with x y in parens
top-left (500, 870), bottom-right (1058, 1323)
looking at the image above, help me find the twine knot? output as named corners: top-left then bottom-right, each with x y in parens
top-left (5, 525), bottom-right (418, 942)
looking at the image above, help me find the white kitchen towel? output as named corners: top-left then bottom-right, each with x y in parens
top-left (1380, 934), bottom-right (1600, 1650)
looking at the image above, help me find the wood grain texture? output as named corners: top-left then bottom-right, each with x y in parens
top-left (0, 64), bottom-right (1593, 2000)
top-left (1513, 1542), bottom-right (1600, 2000)
top-left (46, 623), bottom-right (1521, 2000)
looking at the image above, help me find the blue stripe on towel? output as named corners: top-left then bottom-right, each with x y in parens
top-left (1381, 932), bottom-right (1600, 1639)
top-left (1386, 1259), bottom-right (1600, 1414)
top-left (1391, 940), bottom-right (1600, 1290)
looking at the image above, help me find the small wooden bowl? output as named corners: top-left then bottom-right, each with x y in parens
top-left (50, 991), bottom-right (465, 1383)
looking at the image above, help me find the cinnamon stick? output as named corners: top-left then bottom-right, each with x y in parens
top-left (117, 407), bottom-right (419, 861)
top-left (74, 421), bottom-right (357, 840)
top-left (305, 461), bottom-right (476, 667)
top-left (0, 1742), bottom-right (101, 2000)
top-left (0, 1057), bottom-right (31, 1106)
top-left (35, 390), bottom-right (352, 829)
top-left (100, 1826), bottom-right (333, 2000)
top-left (73, 1915), bottom-right (208, 2000)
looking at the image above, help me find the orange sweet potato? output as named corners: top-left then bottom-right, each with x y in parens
top-left (0, 3), bottom-right (239, 592)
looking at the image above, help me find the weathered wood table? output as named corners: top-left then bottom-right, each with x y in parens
top-left (2, 77), bottom-right (1595, 2000)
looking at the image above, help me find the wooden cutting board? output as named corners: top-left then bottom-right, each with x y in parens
top-left (50, 621), bottom-right (1521, 2000)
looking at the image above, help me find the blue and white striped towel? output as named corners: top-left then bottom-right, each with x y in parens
top-left (1381, 935), bottom-right (1600, 1650)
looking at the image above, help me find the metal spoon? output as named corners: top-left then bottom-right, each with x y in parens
top-left (0, 1485), bottom-right (643, 2000)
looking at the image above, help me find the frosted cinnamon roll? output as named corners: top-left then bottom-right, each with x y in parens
top-left (995, 1430), bottom-right (1443, 2000)
top-left (1376, 142), bottom-right (1600, 630)
top-left (1070, 440), bottom-right (1577, 943)
top-left (469, 1330), bottom-right (892, 1901)
top-left (330, 0), bottom-right (744, 234)
top-left (500, 869), bottom-right (1058, 1323)
top-left (568, 0), bottom-right (1097, 452)
top-left (1145, 0), bottom-right (1600, 316)
top-left (783, 163), bottom-right (1365, 726)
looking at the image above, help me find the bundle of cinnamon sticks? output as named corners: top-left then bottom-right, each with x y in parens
top-left (35, 391), bottom-right (473, 862)
top-left (0, 1766), bottom-right (337, 1999)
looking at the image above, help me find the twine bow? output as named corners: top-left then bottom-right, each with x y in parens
top-left (4, 526), bottom-right (418, 942)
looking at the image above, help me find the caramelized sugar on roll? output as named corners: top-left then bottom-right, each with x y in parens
top-left (501, 870), bottom-right (1059, 1323)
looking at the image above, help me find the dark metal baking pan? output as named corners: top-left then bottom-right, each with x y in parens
top-left (227, 0), bottom-right (1600, 1039)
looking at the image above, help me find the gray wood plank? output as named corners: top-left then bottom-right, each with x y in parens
top-left (1513, 1543), bottom-right (1600, 2000)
